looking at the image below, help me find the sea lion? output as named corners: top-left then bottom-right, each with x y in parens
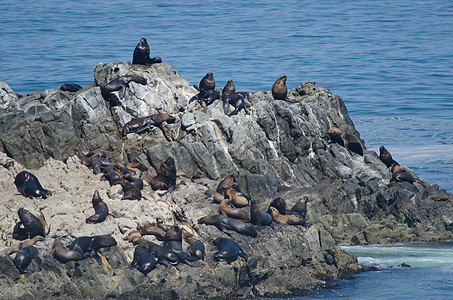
top-left (132, 37), bottom-right (162, 65)
top-left (216, 174), bottom-right (237, 197)
top-left (14, 171), bottom-right (52, 199)
top-left (137, 223), bottom-right (168, 241)
top-left (268, 207), bottom-right (306, 226)
top-left (189, 72), bottom-right (221, 105)
top-left (60, 83), bottom-right (82, 92)
top-left (250, 200), bottom-right (272, 226)
top-left (390, 164), bottom-right (417, 184)
top-left (327, 127), bottom-right (364, 156)
top-left (379, 146), bottom-right (399, 168)
top-left (13, 208), bottom-right (47, 241)
top-left (123, 173), bottom-right (144, 190)
top-left (290, 197), bottom-right (308, 219)
top-left (51, 239), bottom-right (84, 263)
top-left (129, 244), bottom-right (158, 276)
top-left (181, 229), bottom-right (205, 261)
top-left (148, 241), bottom-right (180, 265)
top-left (205, 189), bottom-right (225, 203)
top-left (86, 190), bottom-right (108, 224)
top-left (163, 240), bottom-right (193, 265)
top-left (122, 113), bottom-right (176, 137)
top-left (120, 181), bottom-right (142, 200)
top-left (221, 80), bottom-right (250, 116)
top-left (272, 75), bottom-right (295, 103)
top-left (101, 74), bottom-right (147, 104)
top-left (13, 246), bottom-right (42, 274)
top-left (101, 166), bottom-right (123, 186)
top-left (226, 189), bottom-right (249, 208)
top-left (213, 238), bottom-right (248, 263)
top-left (149, 156), bottom-right (177, 191)
top-left (267, 197), bottom-right (288, 215)
top-left (219, 198), bottom-right (250, 222)
top-left (198, 214), bottom-right (257, 238)
top-left (69, 235), bottom-right (117, 259)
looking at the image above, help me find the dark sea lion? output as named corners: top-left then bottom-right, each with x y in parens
top-left (14, 171), bottom-right (52, 199)
top-left (163, 240), bottom-right (193, 265)
top-left (181, 229), bottom-right (206, 261)
top-left (290, 197), bottom-right (308, 219)
top-left (379, 146), bottom-right (399, 168)
top-left (122, 113), bottom-right (176, 137)
top-left (132, 37), bottom-right (162, 65)
top-left (101, 74), bottom-right (147, 104)
top-left (51, 239), bottom-right (83, 263)
top-left (102, 166), bottom-right (123, 186)
top-left (129, 244), bottom-right (158, 276)
top-left (74, 149), bottom-right (92, 167)
top-left (189, 72), bottom-right (221, 105)
top-left (13, 246), bottom-right (42, 274)
top-left (199, 72), bottom-right (215, 92)
top-left (120, 181), bottom-right (142, 200)
top-left (226, 189), bottom-right (249, 208)
top-left (221, 80), bottom-right (250, 116)
top-left (250, 200), bottom-right (272, 226)
top-left (148, 241), bottom-right (180, 265)
top-left (123, 173), bottom-right (144, 190)
top-left (272, 75), bottom-right (295, 103)
top-left (198, 214), bottom-right (257, 238)
top-left (69, 235), bottom-right (117, 259)
top-left (327, 127), bottom-right (364, 156)
top-left (213, 238), bottom-right (248, 263)
top-left (269, 207), bottom-right (306, 226)
top-left (60, 83), bottom-right (82, 92)
top-left (13, 208), bottom-right (46, 241)
top-left (390, 164), bottom-right (417, 184)
top-left (149, 156), bottom-right (177, 191)
top-left (219, 198), bottom-right (250, 222)
top-left (267, 197), bottom-right (287, 215)
top-left (86, 190), bottom-right (108, 224)
top-left (216, 175), bottom-right (237, 197)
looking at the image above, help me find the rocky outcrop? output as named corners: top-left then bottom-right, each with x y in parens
top-left (0, 61), bottom-right (452, 299)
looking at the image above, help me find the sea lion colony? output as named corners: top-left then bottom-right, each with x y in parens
top-left (5, 37), bottom-right (423, 277)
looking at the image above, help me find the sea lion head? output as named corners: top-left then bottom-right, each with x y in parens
top-left (223, 80), bottom-right (235, 94)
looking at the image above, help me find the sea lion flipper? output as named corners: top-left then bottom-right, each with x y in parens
top-left (119, 86), bottom-right (126, 99)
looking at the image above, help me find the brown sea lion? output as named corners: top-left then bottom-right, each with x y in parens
top-left (379, 146), bottom-right (399, 168)
top-left (122, 113), bottom-right (176, 137)
top-left (216, 174), bottom-right (237, 197)
top-left (149, 156), bottom-right (177, 191)
top-left (198, 214), bottom-right (257, 238)
top-left (137, 223), bottom-right (167, 240)
top-left (272, 75), bottom-right (295, 103)
top-left (226, 189), bottom-right (249, 208)
top-left (219, 198), bottom-right (250, 222)
top-left (13, 208), bottom-right (47, 241)
top-left (390, 164), bottom-right (419, 184)
top-left (51, 239), bottom-right (83, 263)
top-left (101, 74), bottom-right (147, 105)
top-left (2, 236), bottom-right (45, 255)
top-left (69, 235), bottom-right (117, 260)
top-left (14, 171), bottom-right (52, 199)
top-left (60, 83), bottom-right (82, 92)
top-left (86, 190), bottom-right (108, 224)
top-left (205, 189), bottom-right (225, 203)
top-left (132, 37), bottom-right (162, 65)
top-left (213, 238), bottom-right (248, 263)
top-left (73, 149), bottom-right (91, 166)
top-left (250, 199), bottom-right (272, 226)
top-left (267, 197), bottom-right (288, 215)
top-left (268, 207), bottom-right (306, 225)
top-left (327, 127), bottom-right (364, 156)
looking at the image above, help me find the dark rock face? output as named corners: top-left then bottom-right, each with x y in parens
top-left (1, 62), bottom-right (453, 299)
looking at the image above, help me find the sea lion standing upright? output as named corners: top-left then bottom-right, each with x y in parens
top-left (86, 190), bottom-right (109, 224)
top-left (379, 146), bottom-right (399, 168)
top-left (13, 246), bottom-right (42, 274)
top-left (272, 75), bottom-right (295, 103)
top-left (13, 208), bottom-right (47, 241)
top-left (250, 199), bottom-right (272, 226)
top-left (132, 37), bottom-right (162, 65)
top-left (149, 156), bottom-right (177, 191)
top-left (189, 72), bottom-right (220, 105)
top-left (14, 171), bottom-right (52, 199)
top-left (101, 74), bottom-right (147, 105)
top-left (221, 80), bottom-right (250, 116)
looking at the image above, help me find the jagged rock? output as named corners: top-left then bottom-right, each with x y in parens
top-left (0, 62), bottom-right (453, 299)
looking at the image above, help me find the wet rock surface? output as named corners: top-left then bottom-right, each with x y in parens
top-left (0, 62), bottom-right (452, 299)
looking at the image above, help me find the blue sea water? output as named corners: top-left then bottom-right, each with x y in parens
top-left (1, 1), bottom-right (452, 298)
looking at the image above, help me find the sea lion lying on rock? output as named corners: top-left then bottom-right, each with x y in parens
top-left (14, 171), bottom-right (52, 199)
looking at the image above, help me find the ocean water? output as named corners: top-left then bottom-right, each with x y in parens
top-left (1, 0), bottom-right (452, 298)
